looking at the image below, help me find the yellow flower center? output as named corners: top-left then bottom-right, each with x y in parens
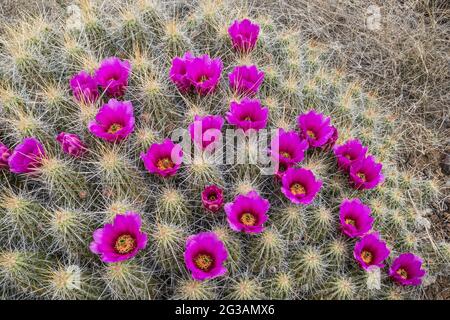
top-left (361, 250), bottom-right (373, 264)
top-left (240, 212), bottom-right (257, 226)
top-left (290, 183), bottom-right (306, 195)
top-left (199, 75), bottom-right (209, 83)
top-left (306, 130), bottom-right (316, 139)
top-left (357, 172), bottom-right (367, 182)
top-left (244, 116), bottom-right (252, 121)
top-left (344, 153), bottom-right (353, 160)
top-left (156, 157), bottom-right (174, 170)
top-left (194, 253), bottom-right (214, 271)
top-left (208, 194), bottom-right (216, 201)
top-left (107, 123), bottom-right (123, 134)
top-left (281, 151), bottom-right (291, 159)
top-left (345, 218), bottom-right (356, 226)
top-left (397, 268), bottom-right (408, 279)
top-left (114, 234), bottom-right (136, 254)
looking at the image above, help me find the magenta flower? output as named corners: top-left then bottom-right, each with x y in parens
top-left (270, 128), bottom-right (309, 165)
top-left (95, 57), bottom-right (131, 97)
top-left (88, 99), bottom-right (135, 142)
top-left (226, 98), bottom-right (268, 132)
top-left (56, 132), bottom-right (87, 158)
top-left (281, 167), bottom-right (322, 205)
top-left (322, 125), bottom-right (338, 150)
top-left (184, 232), bottom-right (228, 281)
top-left (274, 158), bottom-right (292, 180)
top-left (169, 51), bottom-right (194, 93)
top-left (141, 139), bottom-right (183, 177)
top-left (228, 65), bottom-right (264, 95)
top-left (186, 54), bottom-right (223, 95)
top-left (8, 138), bottom-right (46, 174)
top-left (339, 198), bottom-right (374, 238)
top-left (334, 139), bottom-right (368, 171)
top-left (0, 142), bottom-right (11, 169)
top-left (201, 185), bottom-right (224, 213)
top-left (354, 233), bottom-right (390, 270)
top-left (188, 115), bottom-right (224, 149)
top-left (69, 70), bottom-right (99, 103)
top-left (225, 191), bottom-right (270, 234)
top-left (228, 19), bottom-right (260, 52)
top-left (297, 110), bottom-right (335, 148)
top-left (90, 212), bottom-right (148, 263)
top-left (349, 155), bottom-right (384, 190)
top-left (389, 253), bottom-right (426, 286)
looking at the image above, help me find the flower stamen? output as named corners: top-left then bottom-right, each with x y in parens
top-left (240, 212), bottom-right (257, 226)
top-left (281, 151), bottom-right (291, 159)
top-left (361, 250), bottom-right (373, 264)
top-left (345, 218), bottom-right (356, 226)
top-left (306, 130), bottom-right (316, 139)
top-left (107, 123), bottom-right (123, 134)
top-left (156, 157), bottom-right (174, 170)
top-left (357, 172), bottom-right (367, 182)
top-left (114, 234), bottom-right (136, 254)
top-left (397, 268), bottom-right (408, 279)
top-left (199, 75), bottom-right (209, 83)
top-left (290, 183), bottom-right (306, 195)
top-left (194, 253), bottom-right (214, 271)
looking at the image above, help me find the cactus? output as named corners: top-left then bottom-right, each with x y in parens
top-left (0, 0), bottom-right (445, 300)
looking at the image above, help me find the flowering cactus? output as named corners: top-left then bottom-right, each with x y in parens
top-left (88, 99), bottom-right (135, 142)
top-left (228, 19), bottom-right (260, 52)
top-left (0, 0), bottom-right (445, 301)
top-left (90, 213), bottom-right (148, 263)
top-left (56, 132), bottom-right (87, 158)
top-left (229, 65), bottom-right (264, 95)
top-left (95, 57), bottom-right (131, 98)
top-left (8, 138), bottom-right (46, 174)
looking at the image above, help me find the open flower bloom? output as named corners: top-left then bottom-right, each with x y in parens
top-left (270, 128), bottom-right (309, 165)
top-left (354, 233), bottom-right (390, 270)
top-left (8, 138), bottom-right (46, 174)
top-left (228, 19), bottom-right (260, 52)
top-left (56, 132), bottom-right (87, 158)
top-left (141, 139), bottom-right (183, 177)
top-left (349, 155), bottom-right (384, 190)
top-left (228, 65), bottom-right (264, 95)
top-left (202, 185), bottom-right (224, 212)
top-left (334, 139), bottom-right (368, 171)
top-left (226, 98), bottom-right (268, 132)
top-left (95, 57), bottom-right (131, 97)
top-left (70, 70), bottom-right (99, 103)
top-left (339, 198), bottom-right (374, 238)
top-left (297, 110), bottom-right (335, 148)
top-left (88, 99), bottom-right (135, 142)
top-left (0, 142), bottom-right (11, 169)
top-left (188, 115), bottom-right (224, 149)
top-left (281, 167), bottom-right (322, 204)
top-left (389, 253), bottom-right (426, 286)
top-left (169, 51), bottom-right (194, 92)
top-left (90, 212), bottom-right (148, 263)
top-left (186, 54), bottom-right (222, 95)
top-left (225, 191), bottom-right (270, 233)
top-left (184, 232), bottom-right (228, 281)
